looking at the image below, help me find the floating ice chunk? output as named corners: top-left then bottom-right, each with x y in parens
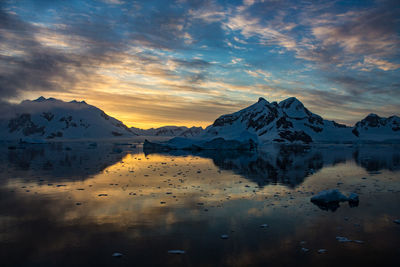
top-left (348, 192), bottom-right (359, 207)
top-left (260, 224), bottom-right (269, 228)
top-left (311, 190), bottom-right (361, 211)
top-left (112, 252), bottom-right (123, 257)
top-left (220, 234), bottom-right (229, 239)
top-left (318, 249), bottom-right (327, 254)
top-left (168, 250), bottom-right (185, 254)
top-left (336, 236), bottom-right (352, 242)
top-left (348, 193), bottom-right (359, 203)
top-left (353, 240), bottom-right (364, 244)
top-left (394, 219), bottom-right (400, 224)
top-left (311, 189), bottom-right (348, 204)
top-left (301, 247), bottom-right (309, 253)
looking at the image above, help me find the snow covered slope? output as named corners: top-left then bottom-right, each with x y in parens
top-left (144, 97), bottom-right (399, 150)
top-left (202, 97), bottom-right (357, 144)
top-left (0, 97), bottom-right (136, 141)
top-left (131, 126), bottom-right (203, 137)
top-left (352, 114), bottom-right (400, 141)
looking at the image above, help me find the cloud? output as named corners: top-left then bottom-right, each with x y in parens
top-left (0, 0), bottom-right (399, 128)
top-left (310, 3), bottom-right (399, 57)
top-left (356, 56), bottom-right (400, 71)
top-left (101, 0), bottom-right (124, 4)
top-left (0, 10), bottom-right (81, 100)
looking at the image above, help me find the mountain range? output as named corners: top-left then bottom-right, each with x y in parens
top-left (0, 96), bottom-right (398, 144)
top-left (130, 126), bottom-right (203, 137)
top-left (201, 97), bottom-right (399, 144)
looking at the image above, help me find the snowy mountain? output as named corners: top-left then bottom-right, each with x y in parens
top-left (144, 97), bottom-right (399, 150)
top-left (202, 97), bottom-right (356, 144)
top-left (352, 114), bottom-right (400, 141)
top-left (2, 96), bottom-right (398, 145)
top-left (131, 126), bottom-right (203, 137)
top-left (0, 97), bottom-right (136, 141)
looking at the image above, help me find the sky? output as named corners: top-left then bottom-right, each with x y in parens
top-left (0, 0), bottom-right (399, 129)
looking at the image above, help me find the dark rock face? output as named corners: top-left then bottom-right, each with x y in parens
top-left (41, 112), bottom-right (54, 121)
top-left (100, 111), bottom-right (110, 120)
top-left (304, 123), bottom-right (323, 133)
top-left (390, 116), bottom-right (400, 131)
top-left (333, 121), bottom-right (347, 128)
top-left (363, 114), bottom-right (384, 127)
top-left (213, 114), bottom-right (238, 127)
top-left (276, 117), bottom-right (293, 129)
top-left (8, 114), bottom-right (45, 136)
top-left (115, 122), bottom-right (134, 135)
top-left (59, 116), bottom-right (77, 129)
top-left (307, 115), bottom-right (324, 125)
top-left (279, 131), bottom-right (312, 143)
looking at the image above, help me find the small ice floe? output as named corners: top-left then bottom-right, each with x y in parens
top-left (168, 250), bottom-right (185, 254)
top-left (336, 236), bottom-right (364, 244)
top-left (301, 247), bottom-right (309, 253)
top-left (112, 252), bottom-right (123, 257)
top-left (310, 190), bottom-right (359, 211)
top-left (260, 224), bottom-right (269, 228)
top-left (220, 234), bottom-right (229, 239)
top-left (393, 219), bottom-right (400, 224)
top-left (318, 249), bottom-right (327, 254)
top-left (336, 236), bottom-right (352, 243)
top-left (311, 189), bottom-right (347, 211)
top-left (348, 193), bottom-right (359, 207)
top-left (311, 189), bottom-right (347, 203)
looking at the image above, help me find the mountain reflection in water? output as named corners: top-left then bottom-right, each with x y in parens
top-left (145, 144), bottom-right (400, 187)
top-left (0, 142), bottom-right (399, 266)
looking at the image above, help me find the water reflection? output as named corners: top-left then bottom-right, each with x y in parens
top-left (2, 143), bottom-right (399, 187)
top-left (145, 144), bottom-right (400, 187)
top-left (0, 142), bottom-right (138, 183)
top-left (0, 143), bottom-right (399, 266)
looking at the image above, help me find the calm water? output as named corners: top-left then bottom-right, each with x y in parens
top-left (0, 141), bottom-right (399, 266)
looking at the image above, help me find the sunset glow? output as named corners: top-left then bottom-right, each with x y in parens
top-left (1, 0), bottom-right (399, 128)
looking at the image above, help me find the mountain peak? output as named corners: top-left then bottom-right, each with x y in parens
top-left (278, 97), bottom-right (303, 109)
top-left (258, 97), bottom-right (267, 103)
top-left (33, 96), bottom-right (58, 103)
top-left (70, 100), bottom-right (87, 105)
top-left (365, 113), bottom-right (380, 119)
top-left (34, 96), bottom-right (47, 102)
